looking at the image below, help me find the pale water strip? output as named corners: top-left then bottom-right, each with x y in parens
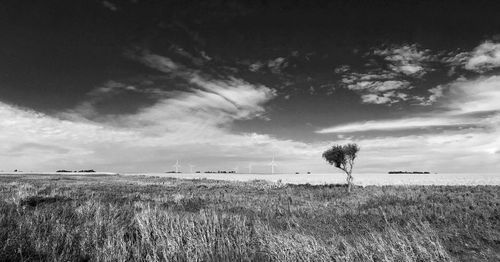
top-left (122, 172), bottom-right (500, 186)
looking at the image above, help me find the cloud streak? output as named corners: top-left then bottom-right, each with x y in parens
top-left (316, 117), bottom-right (472, 133)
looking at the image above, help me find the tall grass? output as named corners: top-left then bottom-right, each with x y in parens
top-left (0, 175), bottom-right (498, 261)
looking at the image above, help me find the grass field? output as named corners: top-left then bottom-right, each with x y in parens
top-left (0, 174), bottom-right (498, 261)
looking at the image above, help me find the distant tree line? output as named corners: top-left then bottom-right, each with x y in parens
top-left (166, 170), bottom-right (236, 174)
top-left (388, 171), bottom-right (430, 174)
top-left (57, 170), bottom-right (96, 173)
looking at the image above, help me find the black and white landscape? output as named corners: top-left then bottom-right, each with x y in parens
top-left (0, 1), bottom-right (499, 261)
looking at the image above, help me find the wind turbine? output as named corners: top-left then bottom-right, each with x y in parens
top-left (189, 164), bottom-right (195, 173)
top-left (173, 160), bottom-right (181, 173)
top-left (269, 155), bottom-right (277, 174)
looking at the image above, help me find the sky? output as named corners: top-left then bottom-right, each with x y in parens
top-left (1, 0), bottom-right (500, 173)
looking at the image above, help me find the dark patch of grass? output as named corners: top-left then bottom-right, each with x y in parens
top-left (20, 195), bottom-right (72, 207)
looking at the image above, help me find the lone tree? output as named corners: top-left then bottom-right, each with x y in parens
top-left (322, 143), bottom-right (360, 193)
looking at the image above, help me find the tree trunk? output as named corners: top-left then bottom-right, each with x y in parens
top-left (346, 173), bottom-right (352, 193)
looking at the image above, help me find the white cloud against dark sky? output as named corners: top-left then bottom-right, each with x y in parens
top-left (0, 0), bottom-right (499, 173)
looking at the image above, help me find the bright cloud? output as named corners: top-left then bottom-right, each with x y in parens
top-left (345, 127), bottom-right (500, 173)
top-left (0, 51), bottom-right (326, 173)
top-left (464, 41), bottom-right (500, 72)
top-left (0, 102), bottom-right (136, 170)
top-left (443, 41), bottom-right (500, 74)
top-left (317, 75), bottom-right (500, 172)
top-left (3, 47), bottom-right (500, 174)
top-left (116, 77), bottom-right (276, 135)
top-left (316, 117), bottom-right (472, 133)
top-left (0, 91), bottom-right (322, 172)
top-left (447, 75), bottom-right (500, 114)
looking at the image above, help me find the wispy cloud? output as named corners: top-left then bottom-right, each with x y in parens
top-left (247, 57), bottom-right (288, 74)
top-left (371, 44), bottom-right (434, 77)
top-left (0, 87), bottom-right (321, 172)
top-left (316, 116), bottom-right (473, 133)
top-left (339, 70), bottom-right (412, 105)
top-left (337, 44), bottom-right (440, 105)
top-left (101, 1), bottom-right (118, 12)
top-left (0, 51), bottom-right (326, 172)
top-left (267, 57), bottom-right (288, 74)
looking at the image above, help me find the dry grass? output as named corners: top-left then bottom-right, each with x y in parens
top-left (0, 174), bottom-right (498, 261)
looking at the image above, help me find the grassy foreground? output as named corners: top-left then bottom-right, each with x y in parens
top-left (0, 174), bottom-right (498, 261)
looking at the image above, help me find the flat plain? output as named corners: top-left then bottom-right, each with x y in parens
top-left (0, 174), bottom-right (498, 261)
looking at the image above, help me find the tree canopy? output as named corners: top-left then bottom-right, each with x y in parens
top-left (322, 143), bottom-right (360, 192)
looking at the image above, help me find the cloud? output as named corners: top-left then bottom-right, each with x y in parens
top-left (4, 46), bottom-right (499, 174)
top-left (443, 41), bottom-right (500, 74)
top-left (340, 71), bottom-right (412, 104)
top-left (8, 143), bottom-right (70, 154)
top-left (415, 85), bottom-right (445, 106)
top-left (442, 51), bottom-right (470, 70)
top-left (102, 1), bottom-right (118, 11)
top-left (61, 80), bottom-right (143, 120)
top-left (343, 127), bottom-right (500, 173)
top-left (0, 51), bottom-right (326, 173)
top-left (427, 86), bottom-right (444, 103)
top-left (123, 51), bottom-right (277, 126)
top-left (339, 42), bottom-right (500, 106)
top-left (464, 41), bottom-right (500, 72)
top-left (247, 57), bottom-right (288, 74)
top-left (316, 116), bottom-right (473, 133)
top-left (116, 76), bottom-right (276, 134)
top-left (347, 80), bottom-right (410, 92)
top-left (132, 51), bottom-right (182, 73)
top-left (319, 75), bottom-right (500, 133)
top-left (372, 44), bottom-right (434, 77)
top-left (337, 44), bottom-right (440, 105)
top-left (447, 75), bottom-right (500, 114)
top-left (316, 75), bottom-right (500, 172)
top-left (0, 88), bottom-right (321, 172)
top-left (249, 61), bottom-right (265, 72)
top-left (267, 57), bottom-right (288, 74)
top-left (0, 102), bottom-right (136, 170)
top-left (360, 91), bottom-right (409, 105)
